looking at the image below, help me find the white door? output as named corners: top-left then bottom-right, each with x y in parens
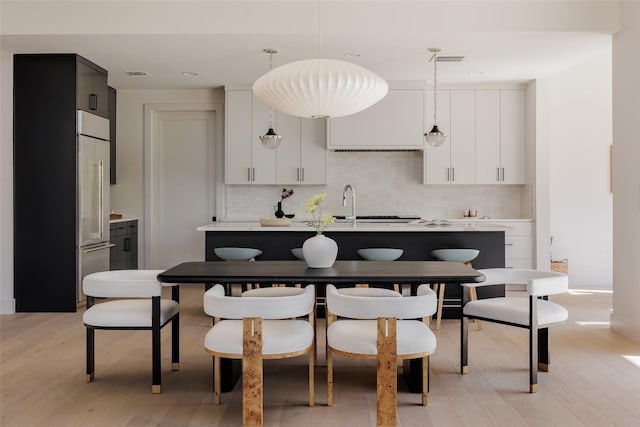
top-left (151, 110), bottom-right (216, 269)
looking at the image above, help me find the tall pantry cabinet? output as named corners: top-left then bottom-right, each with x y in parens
top-left (13, 54), bottom-right (109, 312)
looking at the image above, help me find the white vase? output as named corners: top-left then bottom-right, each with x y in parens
top-left (302, 234), bottom-right (338, 268)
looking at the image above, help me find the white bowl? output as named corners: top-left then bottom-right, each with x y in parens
top-left (430, 248), bottom-right (479, 263)
top-left (214, 247), bottom-right (262, 261)
top-left (357, 248), bottom-right (404, 261)
top-left (291, 247), bottom-right (305, 260)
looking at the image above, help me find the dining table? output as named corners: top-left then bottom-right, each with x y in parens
top-left (158, 260), bottom-right (485, 393)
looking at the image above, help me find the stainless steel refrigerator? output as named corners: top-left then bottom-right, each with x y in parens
top-left (76, 110), bottom-right (113, 302)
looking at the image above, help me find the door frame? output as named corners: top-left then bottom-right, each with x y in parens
top-left (143, 103), bottom-right (224, 269)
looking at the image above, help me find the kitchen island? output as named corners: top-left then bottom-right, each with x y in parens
top-left (197, 221), bottom-right (508, 317)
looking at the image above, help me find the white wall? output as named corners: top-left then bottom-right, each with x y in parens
top-left (0, 51), bottom-right (14, 313)
top-left (112, 88), bottom-right (224, 266)
top-left (611, 1), bottom-right (640, 342)
top-left (546, 48), bottom-right (613, 287)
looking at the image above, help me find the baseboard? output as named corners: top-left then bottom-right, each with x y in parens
top-left (0, 298), bottom-right (16, 314)
top-left (610, 313), bottom-right (640, 344)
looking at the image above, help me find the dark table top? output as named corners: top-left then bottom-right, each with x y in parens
top-left (158, 260), bottom-right (485, 285)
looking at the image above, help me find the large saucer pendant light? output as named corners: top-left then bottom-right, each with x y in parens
top-left (258, 48), bottom-right (283, 149)
top-left (252, 58), bottom-right (388, 119)
top-left (424, 47), bottom-right (447, 147)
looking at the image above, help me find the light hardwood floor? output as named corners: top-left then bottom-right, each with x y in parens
top-left (2, 287), bottom-right (640, 426)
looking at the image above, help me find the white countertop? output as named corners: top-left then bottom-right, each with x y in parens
top-left (109, 217), bottom-right (139, 224)
top-left (197, 221), bottom-right (511, 232)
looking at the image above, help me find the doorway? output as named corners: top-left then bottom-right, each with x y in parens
top-left (144, 105), bottom-right (222, 269)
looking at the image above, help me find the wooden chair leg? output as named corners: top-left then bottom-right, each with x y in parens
top-left (436, 283), bottom-right (445, 330)
top-left (86, 328), bottom-right (95, 382)
top-left (422, 355), bottom-right (429, 406)
top-left (243, 317), bottom-right (263, 426)
top-left (461, 315), bottom-right (469, 374)
top-left (327, 349), bottom-right (334, 406)
top-left (377, 317), bottom-right (397, 427)
top-left (309, 344), bottom-right (315, 407)
top-left (213, 356), bottom-right (221, 404)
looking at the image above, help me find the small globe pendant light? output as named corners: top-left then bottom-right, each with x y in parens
top-left (424, 47), bottom-right (447, 147)
top-left (258, 49), bottom-right (283, 149)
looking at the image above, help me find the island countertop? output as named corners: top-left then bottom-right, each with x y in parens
top-left (196, 221), bottom-right (510, 232)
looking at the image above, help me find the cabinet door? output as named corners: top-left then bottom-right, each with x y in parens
top-left (328, 89), bottom-right (424, 150)
top-left (76, 59), bottom-right (108, 118)
top-left (299, 118), bottom-right (326, 184)
top-left (475, 90), bottom-right (501, 184)
top-left (250, 95), bottom-right (277, 184)
top-left (424, 90), bottom-right (452, 184)
top-left (275, 111), bottom-right (302, 184)
top-left (500, 90), bottom-right (526, 184)
top-left (125, 233), bottom-right (138, 269)
top-left (225, 91), bottom-right (253, 184)
top-left (449, 90), bottom-right (475, 184)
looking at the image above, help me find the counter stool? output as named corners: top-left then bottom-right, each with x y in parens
top-left (430, 249), bottom-right (480, 330)
top-left (214, 247), bottom-right (263, 290)
top-left (356, 248), bottom-right (404, 293)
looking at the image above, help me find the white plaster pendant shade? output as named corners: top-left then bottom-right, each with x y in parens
top-left (252, 58), bottom-right (389, 119)
top-left (424, 47), bottom-right (447, 147)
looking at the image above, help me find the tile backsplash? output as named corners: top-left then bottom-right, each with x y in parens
top-left (222, 151), bottom-right (532, 221)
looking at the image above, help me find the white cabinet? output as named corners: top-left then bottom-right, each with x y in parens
top-left (423, 90), bottom-right (475, 184)
top-left (475, 89), bottom-right (525, 184)
top-left (327, 89), bottom-right (425, 150)
top-left (225, 88), bottom-right (326, 185)
top-left (493, 220), bottom-right (534, 269)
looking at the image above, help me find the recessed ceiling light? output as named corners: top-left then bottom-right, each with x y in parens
top-left (344, 53), bottom-right (363, 58)
top-left (182, 72), bottom-right (199, 77)
top-left (124, 71), bottom-right (151, 77)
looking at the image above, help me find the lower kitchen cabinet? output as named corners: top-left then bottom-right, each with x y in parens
top-left (110, 220), bottom-right (138, 270)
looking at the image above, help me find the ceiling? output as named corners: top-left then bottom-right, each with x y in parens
top-left (0, 1), bottom-right (615, 90)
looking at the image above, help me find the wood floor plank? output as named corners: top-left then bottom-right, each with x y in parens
top-left (2, 287), bottom-right (640, 426)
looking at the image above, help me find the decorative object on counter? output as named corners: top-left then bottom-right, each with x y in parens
top-left (424, 47), bottom-right (447, 147)
top-left (463, 208), bottom-right (478, 218)
top-left (258, 49), bottom-right (283, 149)
top-left (109, 213), bottom-right (123, 220)
top-left (291, 247), bottom-right (305, 260)
top-left (259, 218), bottom-right (291, 227)
top-left (251, 1), bottom-right (387, 119)
top-left (275, 188), bottom-right (294, 218)
top-left (214, 247), bottom-right (263, 261)
top-left (302, 193), bottom-right (337, 268)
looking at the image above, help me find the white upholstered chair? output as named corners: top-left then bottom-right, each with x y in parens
top-left (461, 268), bottom-right (569, 393)
top-left (326, 284), bottom-right (437, 426)
top-left (82, 270), bottom-right (179, 394)
top-left (203, 284), bottom-right (316, 426)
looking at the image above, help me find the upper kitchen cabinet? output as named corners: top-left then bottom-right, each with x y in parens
top-left (327, 88), bottom-right (424, 150)
top-left (225, 87), bottom-right (326, 185)
top-left (424, 89), bottom-right (476, 184)
top-left (475, 89), bottom-right (526, 184)
top-left (76, 57), bottom-right (109, 118)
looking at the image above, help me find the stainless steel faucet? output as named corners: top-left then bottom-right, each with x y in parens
top-left (342, 184), bottom-right (356, 227)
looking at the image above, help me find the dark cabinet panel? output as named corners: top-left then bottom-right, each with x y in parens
top-left (13, 53), bottom-right (109, 312)
top-left (110, 220), bottom-right (138, 270)
top-left (108, 86), bottom-right (117, 184)
top-left (76, 58), bottom-right (108, 118)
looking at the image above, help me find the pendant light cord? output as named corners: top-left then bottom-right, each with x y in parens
top-left (268, 52), bottom-right (275, 128)
top-left (317, 0), bottom-right (322, 58)
top-left (433, 50), bottom-right (439, 126)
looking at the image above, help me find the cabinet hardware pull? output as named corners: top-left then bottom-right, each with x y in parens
top-left (297, 168), bottom-right (300, 181)
top-left (301, 168), bottom-right (305, 181)
top-left (252, 168), bottom-right (255, 181)
top-left (501, 167), bottom-right (505, 182)
top-left (452, 168), bottom-right (455, 182)
top-left (497, 167), bottom-right (500, 181)
top-left (505, 243), bottom-right (514, 246)
top-left (83, 243), bottom-right (115, 253)
top-left (98, 160), bottom-right (104, 239)
top-left (124, 237), bottom-right (130, 252)
top-left (89, 93), bottom-right (98, 110)
top-left (447, 167), bottom-right (450, 181)
top-left (247, 168), bottom-right (251, 182)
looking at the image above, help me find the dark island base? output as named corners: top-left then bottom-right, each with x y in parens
top-left (205, 229), bottom-right (506, 318)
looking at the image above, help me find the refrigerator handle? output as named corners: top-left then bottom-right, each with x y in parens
top-left (99, 160), bottom-right (104, 239)
top-left (83, 243), bottom-right (115, 254)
